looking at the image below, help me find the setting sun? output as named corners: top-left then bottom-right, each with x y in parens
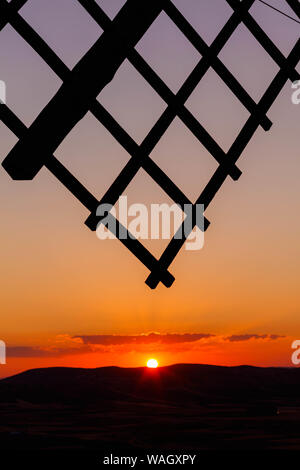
top-left (147, 358), bottom-right (159, 368)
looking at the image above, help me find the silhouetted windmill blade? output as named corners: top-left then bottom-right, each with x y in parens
top-left (226, 0), bottom-right (300, 81)
top-left (163, 0), bottom-right (272, 131)
top-left (0, 0), bottom-right (205, 237)
top-left (0, 104), bottom-right (175, 288)
top-left (73, 3), bottom-right (244, 182)
top-left (146, 39), bottom-right (300, 289)
top-left (0, 0), bottom-right (26, 31)
top-left (0, 0), bottom-right (204, 283)
top-left (2, 0), bottom-right (164, 179)
top-left (0, 0), bottom-right (299, 288)
top-left (286, 0), bottom-right (300, 18)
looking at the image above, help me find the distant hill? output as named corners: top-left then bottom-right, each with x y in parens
top-left (0, 364), bottom-right (300, 405)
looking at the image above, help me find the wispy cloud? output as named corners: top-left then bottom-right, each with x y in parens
top-left (7, 344), bottom-right (89, 358)
top-left (8, 346), bottom-right (51, 358)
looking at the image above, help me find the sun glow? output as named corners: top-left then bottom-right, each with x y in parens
top-left (147, 358), bottom-right (159, 368)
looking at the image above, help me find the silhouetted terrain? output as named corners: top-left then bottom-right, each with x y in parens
top-left (0, 364), bottom-right (300, 455)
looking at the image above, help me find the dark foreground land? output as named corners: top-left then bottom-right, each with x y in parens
top-left (0, 364), bottom-right (300, 465)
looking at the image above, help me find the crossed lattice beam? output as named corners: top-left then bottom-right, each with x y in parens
top-left (0, 0), bottom-right (299, 288)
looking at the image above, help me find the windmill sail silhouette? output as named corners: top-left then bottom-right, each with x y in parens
top-left (1, 0), bottom-right (299, 288)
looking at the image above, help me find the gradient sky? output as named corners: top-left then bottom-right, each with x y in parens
top-left (0, 0), bottom-right (299, 378)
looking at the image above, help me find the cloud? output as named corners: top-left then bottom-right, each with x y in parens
top-left (6, 333), bottom-right (286, 358)
top-left (8, 346), bottom-right (51, 358)
top-left (225, 334), bottom-right (285, 342)
top-left (7, 338), bottom-right (89, 358)
top-left (74, 333), bottom-right (214, 345)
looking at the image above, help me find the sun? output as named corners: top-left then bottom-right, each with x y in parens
top-left (147, 358), bottom-right (159, 368)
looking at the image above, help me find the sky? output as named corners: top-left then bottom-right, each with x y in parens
top-left (0, 0), bottom-right (299, 378)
